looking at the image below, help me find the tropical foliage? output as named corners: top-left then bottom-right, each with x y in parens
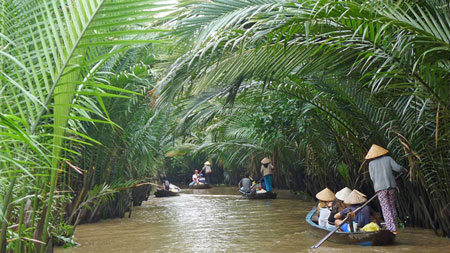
top-left (0, 0), bottom-right (171, 251)
top-left (156, 0), bottom-right (450, 236)
top-left (1, 0), bottom-right (449, 251)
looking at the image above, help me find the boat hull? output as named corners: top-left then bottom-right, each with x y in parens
top-left (154, 190), bottom-right (180, 197)
top-left (306, 209), bottom-right (395, 246)
top-left (189, 183), bottom-right (212, 189)
top-left (243, 192), bottom-right (277, 199)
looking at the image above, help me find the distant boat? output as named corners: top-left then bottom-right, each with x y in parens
top-left (154, 184), bottom-right (181, 197)
top-left (189, 183), bottom-right (212, 189)
top-left (306, 209), bottom-right (395, 246)
top-left (241, 191), bottom-right (277, 199)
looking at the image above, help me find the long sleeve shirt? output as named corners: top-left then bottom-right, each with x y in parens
top-left (369, 156), bottom-right (403, 192)
top-left (203, 165), bottom-right (212, 173)
top-left (340, 204), bottom-right (371, 228)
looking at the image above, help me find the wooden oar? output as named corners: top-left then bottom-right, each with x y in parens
top-left (311, 173), bottom-right (404, 249)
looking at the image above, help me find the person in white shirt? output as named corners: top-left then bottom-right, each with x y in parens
top-left (315, 188), bottom-right (335, 228)
top-left (192, 170), bottom-right (199, 185)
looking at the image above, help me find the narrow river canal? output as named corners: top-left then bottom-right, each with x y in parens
top-left (57, 187), bottom-right (449, 252)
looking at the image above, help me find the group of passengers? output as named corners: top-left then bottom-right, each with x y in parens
top-left (238, 157), bottom-right (274, 194)
top-left (315, 144), bottom-right (408, 235)
top-left (238, 173), bottom-right (268, 194)
top-left (316, 187), bottom-right (376, 232)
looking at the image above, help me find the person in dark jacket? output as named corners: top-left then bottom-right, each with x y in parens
top-left (334, 190), bottom-right (371, 232)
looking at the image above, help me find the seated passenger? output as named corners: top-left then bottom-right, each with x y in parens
top-left (238, 173), bottom-right (252, 194)
top-left (334, 190), bottom-right (371, 232)
top-left (250, 181), bottom-right (259, 193)
top-left (190, 170), bottom-right (199, 186)
top-left (198, 173), bottom-right (206, 184)
top-left (162, 176), bottom-right (170, 191)
top-left (328, 187), bottom-right (352, 225)
top-left (315, 188), bottom-right (336, 228)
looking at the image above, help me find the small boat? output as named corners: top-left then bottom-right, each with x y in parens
top-left (154, 189), bottom-right (179, 197)
top-left (306, 209), bottom-right (395, 246)
top-left (242, 191), bottom-right (277, 199)
top-left (189, 183), bottom-right (212, 189)
top-left (154, 184), bottom-right (181, 197)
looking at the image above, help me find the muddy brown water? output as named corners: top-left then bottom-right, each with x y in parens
top-left (57, 187), bottom-right (449, 252)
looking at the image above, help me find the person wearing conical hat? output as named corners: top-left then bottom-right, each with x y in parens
top-left (200, 161), bottom-right (213, 184)
top-left (343, 189), bottom-right (367, 205)
top-left (334, 190), bottom-right (371, 232)
top-left (328, 187), bottom-right (352, 225)
top-left (336, 187), bottom-right (352, 201)
top-left (260, 157), bottom-right (274, 192)
top-left (315, 188), bottom-right (335, 228)
top-left (366, 144), bottom-right (408, 235)
top-left (315, 187), bottom-right (335, 202)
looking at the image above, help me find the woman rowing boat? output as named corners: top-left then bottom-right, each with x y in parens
top-left (365, 144), bottom-right (408, 235)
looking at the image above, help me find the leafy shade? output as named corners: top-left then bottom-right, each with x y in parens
top-left (156, 0), bottom-right (450, 236)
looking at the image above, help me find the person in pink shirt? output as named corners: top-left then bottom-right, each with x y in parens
top-left (192, 170), bottom-right (199, 184)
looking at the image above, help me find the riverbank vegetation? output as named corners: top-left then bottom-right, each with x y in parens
top-left (1, 0), bottom-right (449, 251)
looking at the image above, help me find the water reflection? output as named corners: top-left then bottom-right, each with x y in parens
top-left (57, 187), bottom-right (449, 253)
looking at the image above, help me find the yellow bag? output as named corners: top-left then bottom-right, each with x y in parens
top-left (360, 222), bottom-right (380, 232)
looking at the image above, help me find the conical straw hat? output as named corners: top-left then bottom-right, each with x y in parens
top-left (344, 190), bottom-right (367, 205)
top-left (204, 161), bottom-right (211, 165)
top-left (315, 188), bottom-right (336, 202)
top-left (354, 189), bottom-right (367, 198)
top-left (365, 144), bottom-right (388, 159)
top-left (261, 157), bottom-right (271, 164)
top-left (335, 187), bottom-right (352, 201)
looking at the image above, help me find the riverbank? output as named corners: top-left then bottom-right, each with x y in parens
top-left (56, 187), bottom-right (449, 252)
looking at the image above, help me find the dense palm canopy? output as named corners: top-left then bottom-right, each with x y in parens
top-left (157, 0), bottom-right (450, 236)
top-left (0, 0), bottom-right (449, 251)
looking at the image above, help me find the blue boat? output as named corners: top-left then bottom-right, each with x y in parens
top-left (306, 209), bottom-right (395, 246)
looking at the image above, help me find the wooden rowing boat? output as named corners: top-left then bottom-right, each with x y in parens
top-left (242, 191), bottom-right (277, 199)
top-left (306, 209), bottom-right (395, 246)
top-left (189, 183), bottom-right (212, 189)
top-left (154, 189), bottom-right (180, 197)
